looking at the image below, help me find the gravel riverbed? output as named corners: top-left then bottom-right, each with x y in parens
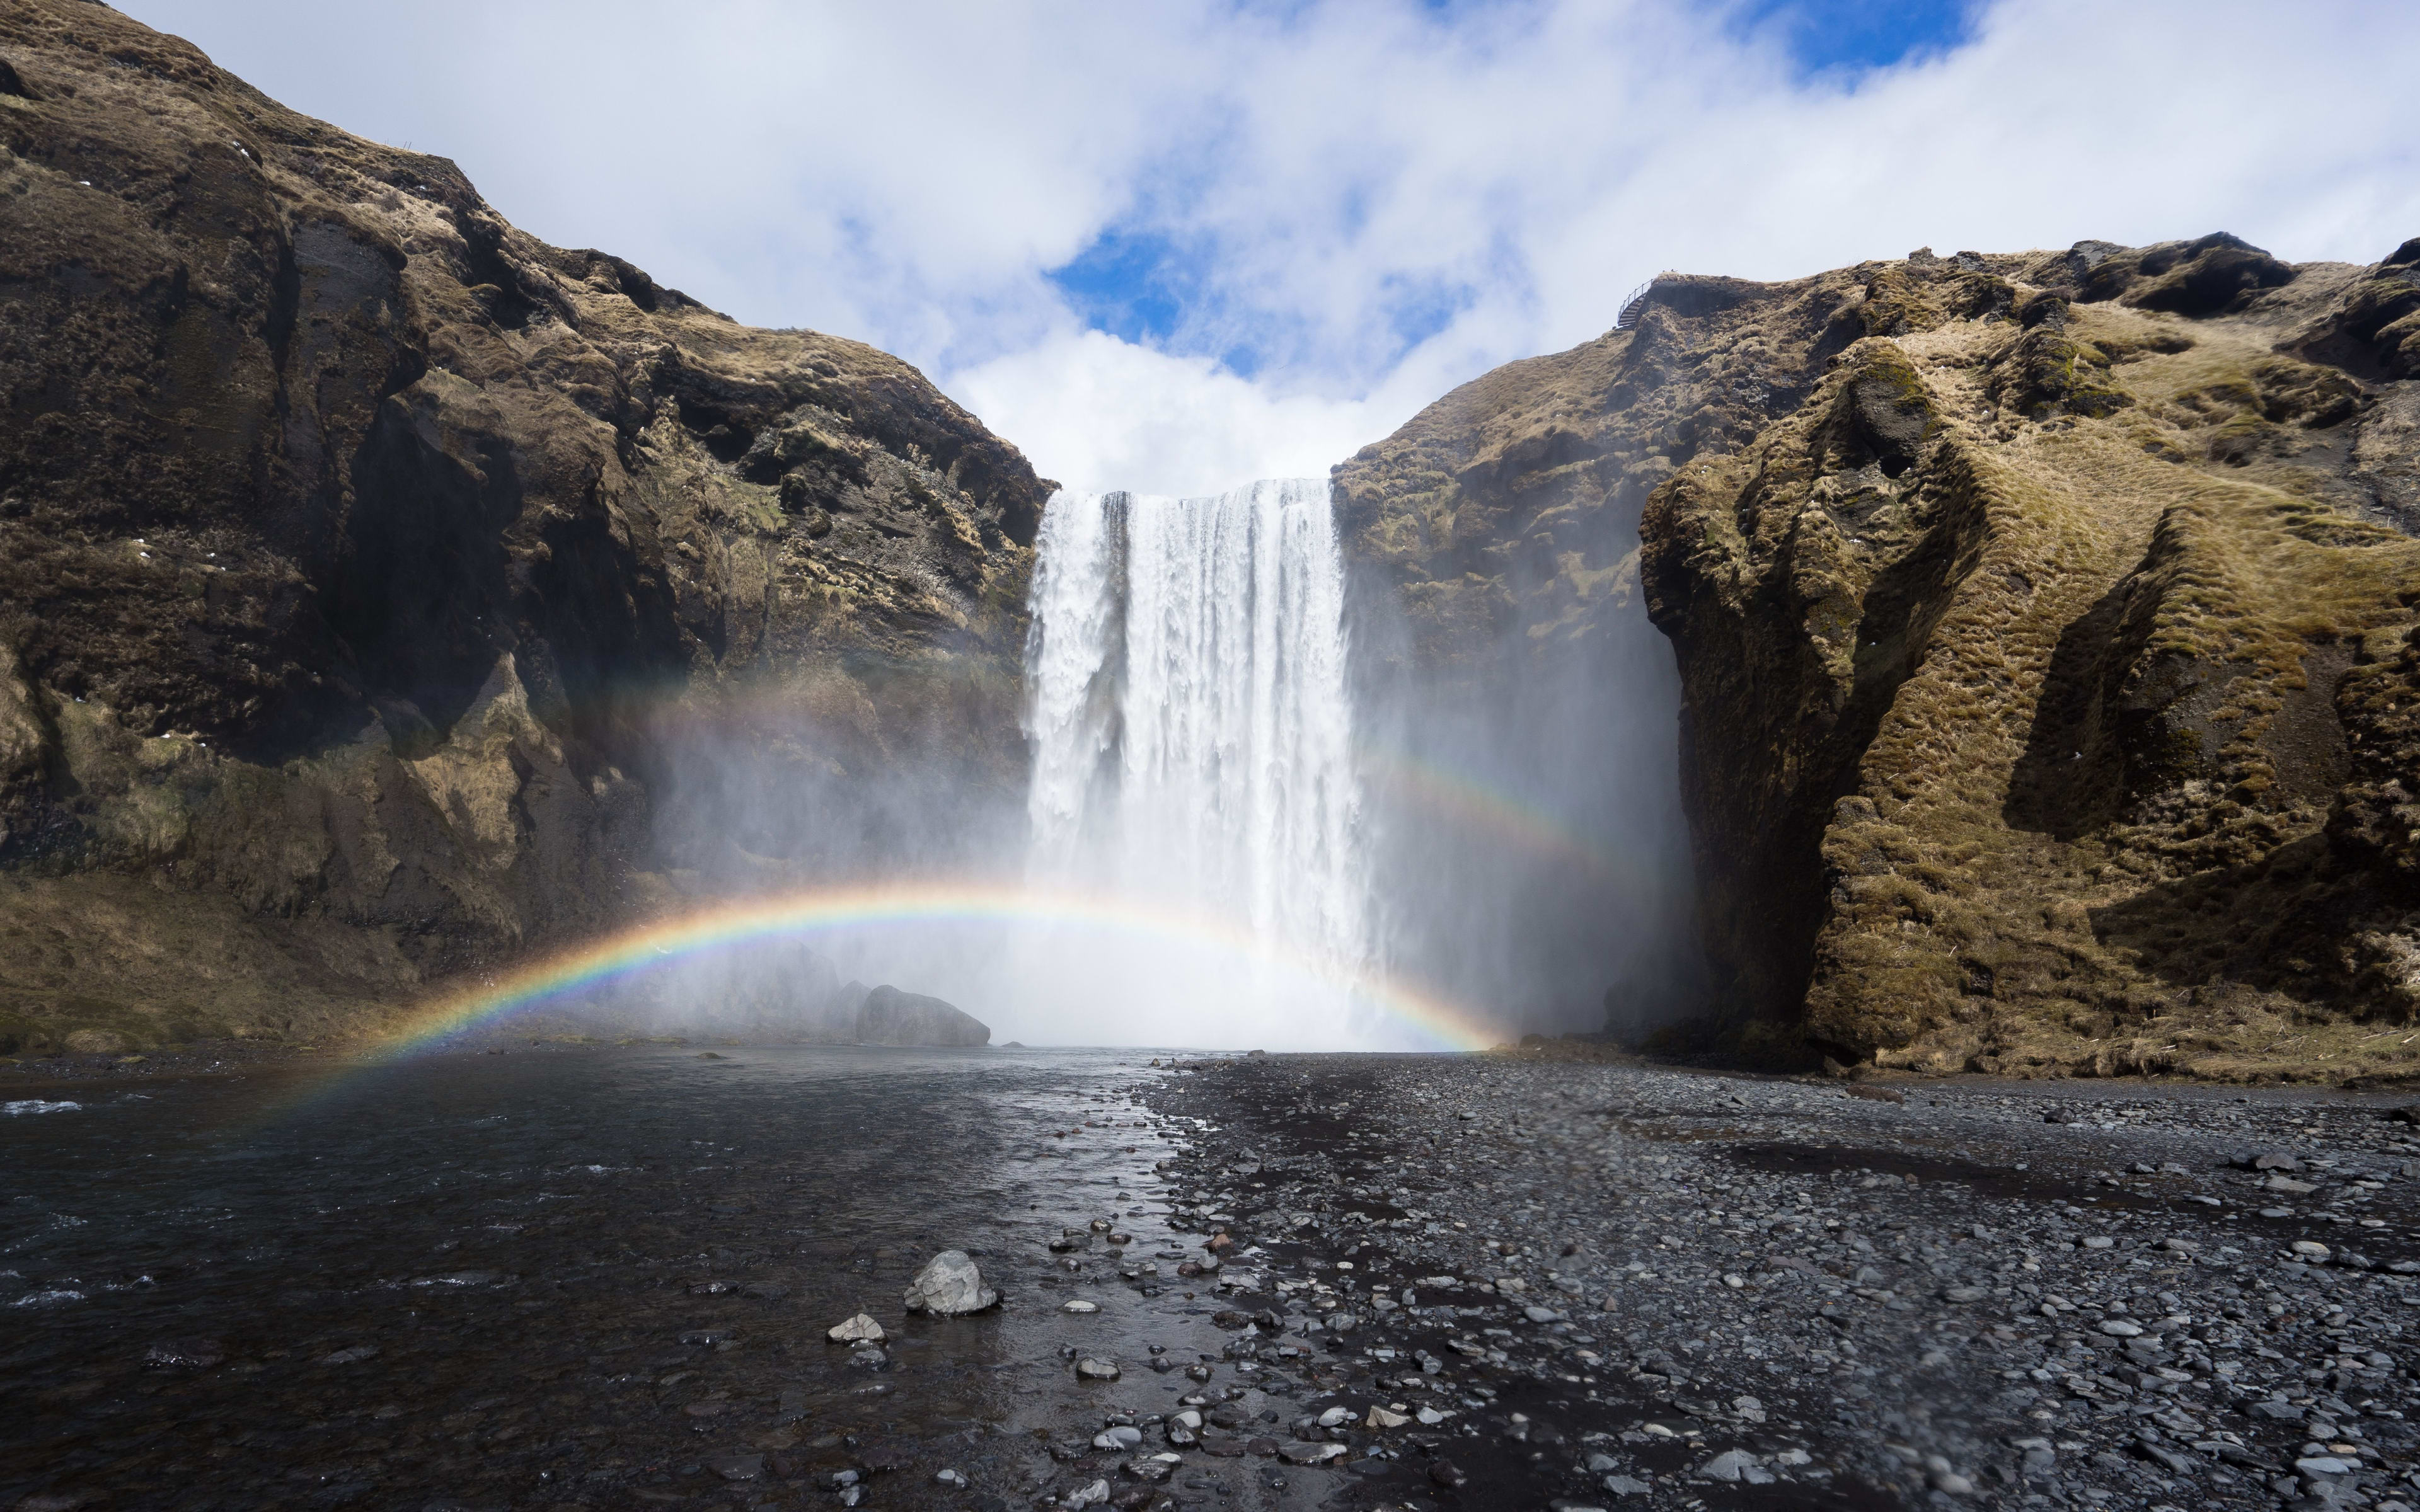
top-left (13, 1046), bottom-right (2420, 1512)
top-left (1134, 1052), bottom-right (2420, 1512)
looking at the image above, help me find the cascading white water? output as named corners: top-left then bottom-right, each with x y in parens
top-left (1019, 479), bottom-right (1376, 1044)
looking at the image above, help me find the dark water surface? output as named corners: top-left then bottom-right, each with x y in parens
top-left (0, 1045), bottom-right (1255, 1512)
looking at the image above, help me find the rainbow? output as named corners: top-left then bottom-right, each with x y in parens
top-left (1364, 750), bottom-right (1647, 897)
top-left (355, 879), bottom-right (1503, 1060)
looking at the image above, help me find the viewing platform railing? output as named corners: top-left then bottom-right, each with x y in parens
top-left (1615, 272), bottom-right (1680, 330)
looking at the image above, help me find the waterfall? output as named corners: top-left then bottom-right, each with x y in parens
top-left (1021, 480), bottom-right (1374, 1041)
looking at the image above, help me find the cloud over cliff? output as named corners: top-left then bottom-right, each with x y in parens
top-left (125, 0), bottom-right (2420, 493)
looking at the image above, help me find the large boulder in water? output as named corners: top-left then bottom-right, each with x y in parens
top-left (856, 985), bottom-right (989, 1047)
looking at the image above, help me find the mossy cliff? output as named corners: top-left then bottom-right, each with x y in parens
top-left (1344, 234), bottom-right (2420, 1082)
top-left (0, 1), bottom-right (1046, 1053)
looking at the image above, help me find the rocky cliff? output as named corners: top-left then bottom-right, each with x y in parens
top-left (1342, 233), bottom-right (2420, 1081)
top-left (0, 0), bottom-right (1046, 1053)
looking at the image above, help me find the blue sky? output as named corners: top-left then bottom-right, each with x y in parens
top-left (1046, 0), bottom-right (1981, 366)
top-left (1737, 0), bottom-right (1976, 72)
top-left (125, 0), bottom-right (2420, 493)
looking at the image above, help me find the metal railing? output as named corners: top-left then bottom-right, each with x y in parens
top-left (1615, 272), bottom-right (1680, 330)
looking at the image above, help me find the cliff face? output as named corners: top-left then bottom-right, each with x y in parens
top-left (1343, 232), bottom-right (2420, 1080)
top-left (0, 1), bottom-right (1046, 1052)
top-left (1639, 236), bottom-right (2420, 1080)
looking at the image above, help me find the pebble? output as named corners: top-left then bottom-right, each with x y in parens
top-left (1699, 1448), bottom-right (1769, 1483)
top-left (1075, 1357), bottom-right (1121, 1380)
top-left (826, 1312), bottom-right (885, 1343)
top-left (703, 1452), bottom-right (763, 1481)
top-left (1062, 1299), bottom-right (1099, 1313)
top-left (902, 1249), bottom-right (998, 1315)
top-left (1141, 1052), bottom-right (2420, 1512)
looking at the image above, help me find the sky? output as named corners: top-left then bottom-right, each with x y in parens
top-left (125, 0), bottom-right (2420, 496)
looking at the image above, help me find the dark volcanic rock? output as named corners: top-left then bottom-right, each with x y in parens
top-left (856, 985), bottom-right (989, 1047)
top-left (0, 1), bottom-right (1048, 1052)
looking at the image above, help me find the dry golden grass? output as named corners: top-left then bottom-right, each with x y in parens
top-left (1644, 250), bottom-right (2420, 1082)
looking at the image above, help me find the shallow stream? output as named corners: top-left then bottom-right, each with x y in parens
top-left (0, 1045), bottom-right (1263, 1511)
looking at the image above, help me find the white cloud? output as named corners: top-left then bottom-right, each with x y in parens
top-left (125, 0), bottom-right (2420, 496)
top-left (952, 328), bottom-right (1398, 496)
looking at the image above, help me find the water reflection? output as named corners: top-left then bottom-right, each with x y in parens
top-left (0, 1046), bottom-right (1206, 1509)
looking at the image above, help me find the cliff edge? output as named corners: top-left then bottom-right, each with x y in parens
top-left (1344, 232), bottom-right (2420, 1081)
top-left (0, 1), bottom-right (1046, 1053)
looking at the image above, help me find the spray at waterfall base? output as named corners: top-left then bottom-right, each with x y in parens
top-left (371, 478), bottom-right (1688, 1053)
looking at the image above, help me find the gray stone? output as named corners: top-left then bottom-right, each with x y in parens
top-left (826, 1312), bottom-right (885, 1343)
top-left (903, 1249), bottom-right (998, 1315)
top-left (704, 1453), bottom-right (764, 1482)
top-left (1699, 1450), bottom-right (1763, 1482)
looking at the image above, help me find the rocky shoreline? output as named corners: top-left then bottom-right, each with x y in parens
top-left (1136, 1052), bottom-right (2420, 1510)
top-left (16, 1044), bottom-right (2420, 1509)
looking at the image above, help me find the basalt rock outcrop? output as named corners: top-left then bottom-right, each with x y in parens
top-left (0, 1), bottom-right (1046, 1053)
top-left (1342, 234), bottom-right (2420, 1082)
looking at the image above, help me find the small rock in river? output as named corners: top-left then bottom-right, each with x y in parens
top-left (827, 1313), bottom-right (885, 1343)
top-left (1366, 1406), bottom-right (1410, 1429)
top-left (2099, 1320), bottom-right (2143, 1337)
top-left (1604, 1474), bottom-right (1652, 1496)
top-left (704, 1452), bottom-right (763, 1481)
top-left (1280, 1441), bottom-right (1347, 1465)
top-left (143, 1337), bottom-right (225, 1369)
top-left (1076, 1357), bottom-right (1121, 1380)
top-left (2292, 1240), bottom-right (2332, 1260)
top-left (903, 1249), bottom-right (998, 1315)
top-left (1063, 1299), bottom-right (1099, 1313)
